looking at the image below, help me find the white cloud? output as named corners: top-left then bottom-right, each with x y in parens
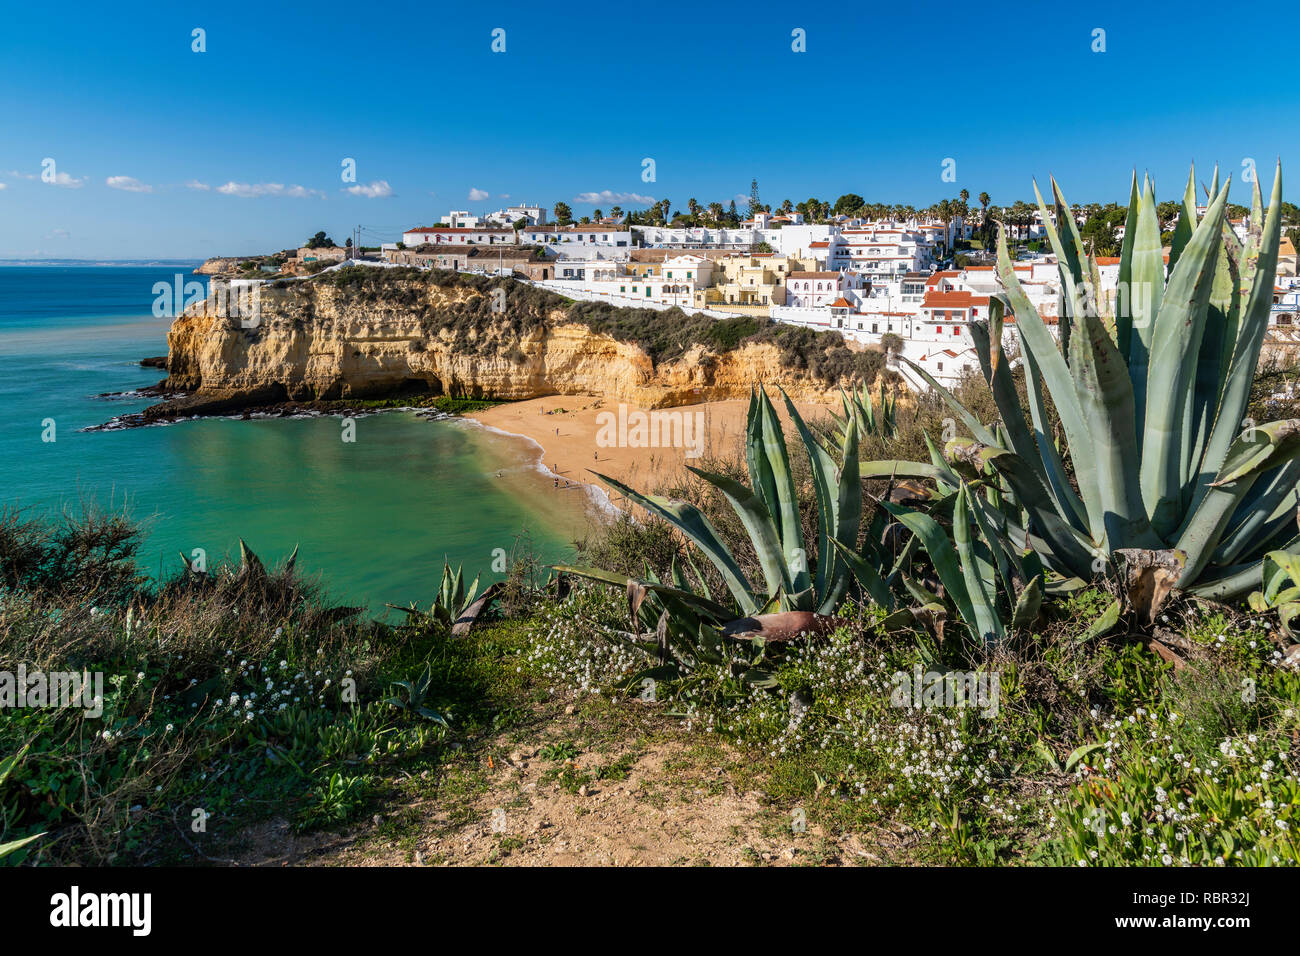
top-left (574, 190), bottom-right (655, 205)
top-left (468, 187), bottom-right (490, 201)
top-left (216, 181), bottom-right (324, 199)
top-left (0, 183), bottom-right (7, 191)
top-left (4, 170), bottom-right (36, 180)
top-left (344, 180), bottom-right (393, 198)
top-left (45, 228), bottom-right (70, 240)
top-left (48, 171), bottom-right (86, 188)
top-left (106, 175), bottom-right (153, 193)
top-left (185, 180), bottom-right (211, 191)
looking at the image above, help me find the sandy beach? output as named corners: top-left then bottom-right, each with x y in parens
top-left (468, 395), bottom-right (836, 514)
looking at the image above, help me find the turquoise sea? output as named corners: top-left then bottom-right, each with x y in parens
top-left (0, 265), bottom-right (596, 612)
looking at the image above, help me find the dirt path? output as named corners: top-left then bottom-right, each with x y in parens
top-left (226, 702), bottom-right (888, 867)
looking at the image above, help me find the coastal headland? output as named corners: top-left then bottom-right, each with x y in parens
top-left (133, 267), bottom-right (884, 503)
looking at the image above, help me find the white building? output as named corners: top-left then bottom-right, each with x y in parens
top-left (484, 204), bottom-right (548, 227)
top-left (522, 224), bottom-right (633, 249)
top-left (548, 254), bottom-right (712, 307)
top-left (403, 225), bottom-right (517, 246)
top-left (438, 211), bottom-right (481, 228)
top-left (826, 227), bottom-right (934, 283)
top-left (632, 224), bottom-right (762, 250)
top-left (785, 271), bottom-right (864, 308)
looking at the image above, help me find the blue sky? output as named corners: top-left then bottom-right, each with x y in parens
top-left (1, 0), bottom-right (1295, 258)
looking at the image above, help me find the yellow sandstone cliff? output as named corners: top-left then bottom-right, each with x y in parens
top-left (161, 271), bottom-right (871, 410)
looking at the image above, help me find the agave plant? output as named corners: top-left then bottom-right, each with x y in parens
top-left (872, 163), bottom-right (1294, 611)
top-left (866, 449), bottom-right (1044, 645)
top-left (835, 380), bottom-right (897, 440)
top-left (571, 387), bottom-right (863, 616)
top-left (388, 560), bottom-right (482, 628)
top-left (0, 746), bottom-right (43, 861)
top-left (1248, 550), bottom-right (1300, 640)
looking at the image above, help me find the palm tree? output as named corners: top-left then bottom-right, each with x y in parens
top-left (687, 197), bottom-right (699, 220)
top-left (978, 191), bottom-right (990, 218)
top-left (708, 201), bottom-right (723, 222)
top-left (610, 205), bottom-right (623, 221)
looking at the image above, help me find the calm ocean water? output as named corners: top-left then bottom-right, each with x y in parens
top-left (0, 265), bottom-right (594, 612)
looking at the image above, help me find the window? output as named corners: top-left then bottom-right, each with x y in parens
top-left (937, 362), bottom-right (944, 372)
top-left (872, 323), bottom-right (878, 333)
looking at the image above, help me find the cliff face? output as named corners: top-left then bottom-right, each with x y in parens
top-left (163, 274), bottom-right (851, 409)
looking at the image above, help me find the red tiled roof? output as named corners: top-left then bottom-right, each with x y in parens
top-left (923, 290), bottom-right (987, 308)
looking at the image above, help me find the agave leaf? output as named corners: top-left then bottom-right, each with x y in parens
top-left (921, 430), bottom-right (962, 489)
top-left (781, 388), bottom-right (858, 607)
top-left (237, 538), bottom-right (264, 579)
top-left (1073, 597), bottom-right (1122, 644)
top-left (1127, 175), bottom-right (1166, 437)
top-left (1212, 459), bottom-right (1300, 565)
top-left (1171, 420), bottom-right (1300, 587)
top-left (830, 537), bottom-right (892, 609)
top-left (1067, 289), bottom-right (1163, 551)
top-left (1211, 420), bottom-right (1300, 486)
top-left (1260, 550), bottom-right (1300, 605)
top-left (997, 223), bottom-right (1103, 541)
top-left (1183, 225), bottom-right (1241, 493)
top-left (0, 832), bottom-right (44, 861)
top-left (590, 471), bottom-right (757, 614)
top-left (0, 745), bottom-right (29, 787)
top-left (684, 552), bottom-right (714, 602)
top-left (947, 442), bottom-right (1097, 577)
top-left (860, 460), bottom-right (950, 482)
top-left (685, 466), bottom-right (791, 606)
top-left (550, 565), bottom-right (735, 621)
top-left (953, 484), bottom-right (1005, 645)
top-left (1166, 165), bottom-right (1199, 275)
top-left (1019, 333), bottom-right (1089, 531)
top-left (1031, 179), bottom-right (1086, 326)
top-left (1140, 179), bottom-right (1230, 538)
top-left (1011, 575), bottom-right (1044, 631)
top-left (969, 317), bottom-right (1042, 468)
top-left (896, 355), bottom-right (997, 446)
top-left (1186, 163), bottom-right (1284, 514)
top-left (748, 389), bottom-right (809, 597)
top-left (1114, 171), bottom-right (1141, 357)
top-left (883, 502), bottom-right (976, 636)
